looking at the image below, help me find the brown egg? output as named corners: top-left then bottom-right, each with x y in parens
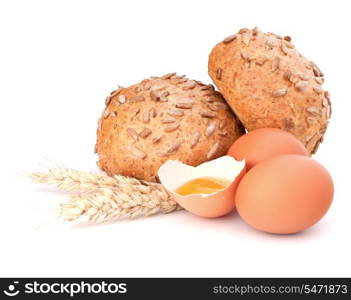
top-left (235, 155), bottom-right (333, 234)
top-left (227, 128), bottom-right (308, 169)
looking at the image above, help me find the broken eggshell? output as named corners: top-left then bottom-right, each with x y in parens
top-left (158, 156), bottom-right (246, 218)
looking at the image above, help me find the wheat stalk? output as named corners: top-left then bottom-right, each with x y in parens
top-left (30, 167), bottom-right (182, 222)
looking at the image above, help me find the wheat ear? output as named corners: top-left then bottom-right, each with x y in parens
top-left (30, 167), bottom-right (182, 222)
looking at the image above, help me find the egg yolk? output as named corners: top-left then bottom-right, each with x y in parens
top-left (177, 177), bottom-right (231, 196)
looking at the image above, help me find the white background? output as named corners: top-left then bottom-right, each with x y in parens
top-left (0, 0), bottom-right (350, 277)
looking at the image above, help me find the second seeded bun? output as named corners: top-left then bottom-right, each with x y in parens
top-left (95, 73), bottom-right (245, 181)
top-left (208, 27), bottom-right (331, 154)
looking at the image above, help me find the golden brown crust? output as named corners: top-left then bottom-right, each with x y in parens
top-left (208, 27), bottom-right (331, 154)
top-left (95, 74), bottom-right (245, 181)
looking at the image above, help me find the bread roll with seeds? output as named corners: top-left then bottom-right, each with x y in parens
top-left (208, 27), bottom-right (331, 154)
top-left (95, 73), bottom-right (245, 181)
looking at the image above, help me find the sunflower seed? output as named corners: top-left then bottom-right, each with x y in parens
top-left (223, 34), bottom-right (237, 44)
top-left (207, 142), bottom-right (220, 159)
top-left (241, 51), bottom-right (251, 61)
top-left (219, 131), bottom-right (227, 136)
top-left (242, 32), bottom-right (251, 46)
top-left (161, 91), bottom-right (170, 97)
top-left (118, 94), bottom-right (126, 104)
top-left (283, 70), bottom-right (292, 81)
top-left (176, 103), bottom-right (193, 109)
top-left (306, 117), bottom-right (317, 125)
top-left (127, 128), bottom-right (139, 141)
top-left (219, 119), bottom-right (226, 129)
top-left (283, 118), bottom-right (295, 129)
top-left (281, 43), bottom-right (289, 55)
top-left (295, 80), bottom-right (308, 91)
top-left (306, 106), bottom-right (322, 116)
top-left (131, 108), bottom-right (140, 118)
top-left (252, 26), bottom-right (259, 36)
top-left (255, 56), bottom-right (268, 65)
top-left (110, 86), bottom-right (122, 96)
top-left (129, 95), bottom-right (145, 103)
top-left (134, 86), bottom-right (142, 93)
top-left (139, 127), bottom-right (152, 138)
top-left (283, 40), bottom-right (294, 49)
top-left (266, 38), bottom-right (275, 49)
top-left (168, 109), bottom-right (184, 117)
top-left (103, 109), bottom-right (110, 119)
top-left (161, 72), bottom-right (176, 79)
top-left (208, 103), bottom-right (219, 112)
top-left (238, 28), bottom-right (248, 34)
top-left (314, 77), bottom-right (324, 85)
top-left (284, 35), bottom-right (291, 42)
top-left (216, 68), bottom-right (222, 80)
top-left (206, 122), bottom-right (217, 137)
top-left (110, 111), bottom-right (117, 117)
top-left (149, 108), bottom-right (157, 118)
top-left (143, 82), bottom-right (151, 90)
top-left (200, 110), bottom-right (216, 118)
top-left (200, 84), bottom-right (215, 91)
top-left (164, 123), bottom-right (180, 132)
top-left (190, 132), bottom-right (201, 148)
top-left (272, 56), bottom-right (280, 72)
top-left (313, 86), bottom-right (323, 94)
top-left (141, 110), bottom-right (150, 123)
top-left (182, 80), bottom-right (196, 90)
top-left (310, 61), bottom-right (323, 77)
top-left (150, 90), bottom-right (160, 101)
top-left (166, 140), bottom-right (181, 154)
top-left (105, 96), bottom-right (112, 106)
top-left (152, 135), bottom-right (162, 144)
top-left (161, 116), bottom-right (176, 124)
top-left (215, 102), bottom-right (229, 110)
top-left (129, 146), bottom-right (146, 159)
top-left (297, 73), bottom-right (309, 81)
top-left (272, 89), bottom-right (288, 97)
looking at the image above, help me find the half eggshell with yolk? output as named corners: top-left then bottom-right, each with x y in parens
top-left (158, 156), bottom-right (246, 218)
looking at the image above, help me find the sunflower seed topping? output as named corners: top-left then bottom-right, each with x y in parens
top-left (283, 70), bottom-right (292, 81)
top-left (118, 94), bottom-right (126, 104)
top-left (298, 73), bottom-right (310, 81)
top-left (241, 51), bottom-right (251, 61)
top-left (207, 142), bottom-right (220, 160)
top-left (129, 146), bottom-right (146, 159)
top-left (165, 140), bottom-right (181, 154)
top-left (216, 68), bottom-right (222, 80)
top-left (255, 56), bottom-right (268, 65)
top-left (266, 38), bottom-right (275, 49)
top-left (190, 132), bottom-right (201, 148)
top-left (313, 86), bottom-right (323, 94)
top-left (208, 103), bottom-right (219, 112)
top-left (168, 109), bottom-right (184, 117)
top-left (176, 103), bottom-right (193, 109)
top-left (164, 123), bottom-right (180, 132)
top-left (314, 77), bottom-right (324, 85)
top-left (295, 80), bottom-right (308, 91)
top-left (223, 34), bottom-right (237, 44)
top-left (310, 61), bottom-right (323, 77)
top-left (182, 80), bottom-right (196, 90)
top-left (272, 88), bottom-right (288, 97)
top-left (149, 108), bottom-right (157, 118)
top-left (105, 96), bottom-right (112, 106)
top-left (134, 86), bottom-right (142, 93)
top-left (219, 119), bottom-right (226, 129)
top-left (206, 122), bottom-right (217, 137)
top-left (161, 116), bottom-right (176, 124)
top-left (215, 102), bottom-right (229, 110)
top-left (161, 72), bottom-right (176, 79)
top-left (306, 106), bottom-right (322, 116)
top-left (129, 95), bottom-right (145, 103)
top-left (242, 32), bottom-right (251, 46)
top-left (152, 135), bottom-right (162, 144)
top-left (200, 110), bottom-right (216, 118)
top-left (131, 108), bottom-right (140, 118)
top-left (281, 43), bottom-right (289, 55)
top-left (103, 109), bottom-right (110, 119)
top-left (127, 128), bottom-right (139, 141)
top-left (219, 131), bottom-right (227, 136)
top-left (141, 110), bottom-right (150, 123)
top-left (239, 28), bottom-right (248, 34)
top-left (272, 56), bottom-right (280, 72)
top-left (139, 127), bottom-right (152, 138)
top-left (110, 111), bottom-right (117, 117)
